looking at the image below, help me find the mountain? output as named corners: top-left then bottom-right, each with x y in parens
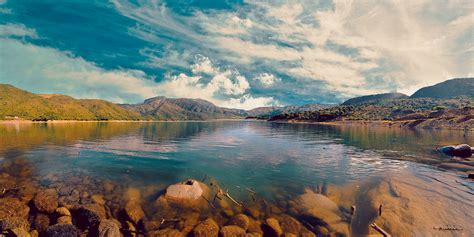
top-left (410, 78), bottom-right (473, 99)
top-left (270, 97), bottom-right (472, 121)
top-left (342, 93), bottom-right (408, 105)
top-left (0, 84), bottom-right (142, 121)
top-left (246, 104), bottom-right (332, 119)
top-left (120, 96), bottom-right (245, 120)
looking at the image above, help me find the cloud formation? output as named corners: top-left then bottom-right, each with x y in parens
top-left (0, 0), bottom-right (472, 108)
top-left (112, 0), bottom-right (472, 101)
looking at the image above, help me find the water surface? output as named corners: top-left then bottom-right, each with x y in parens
top-left (1, 121), bottom-right (471, 201)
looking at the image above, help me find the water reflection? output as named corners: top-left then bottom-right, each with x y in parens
top-left (0, 121), bottom-right (472, 199)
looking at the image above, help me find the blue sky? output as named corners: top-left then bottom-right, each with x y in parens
top-left (0, 0), bottom-right (472, 109)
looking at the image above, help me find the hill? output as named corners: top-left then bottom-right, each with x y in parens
top-left (0, 84), bottom-right (142, 121)
top-left (120, 96), bottom-right (246, 120)
top-left (411, 78), bottom-right (473, 99)
top-left (269, 97), bottom-right (473, 129)
top-left (246, 104), bottom-right (331, 119)
top-left (342, 93), bottom-right (408, 105)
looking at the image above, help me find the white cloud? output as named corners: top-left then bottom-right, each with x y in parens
top-left (0, 23), bottom-right (37, 38)
top-left (190, 55), bottom-right (217, 75)
top-left (197, 0), bottom-right (473, 97)
top-left (155, 72), bottom-right (273, 109)
top-left (253, 73), bottom-right (280, 87)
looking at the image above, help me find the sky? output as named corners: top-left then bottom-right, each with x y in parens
top-left (0, 0), bottom-right (472, 109)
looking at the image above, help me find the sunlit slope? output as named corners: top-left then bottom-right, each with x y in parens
top-left (0, 84), bottom-right (142, 120)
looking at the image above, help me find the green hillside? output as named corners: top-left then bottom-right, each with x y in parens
top-left (0, 84), bottom-right (142, 121)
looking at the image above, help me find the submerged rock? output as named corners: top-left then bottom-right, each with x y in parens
top-left (264, 218), bottom-right (283, 237)
top-left (193, 218), bottom-right (219, 237)
top-left (220, 225), bottom-right (246, 237)
top-left (0, 198), bottom-right (30, 232)
top-left (278, 214), bottom-right (301, 234)
top-left (454, 144), bottom-right (472, 157)
top-left (0, 216), bottom-right (30, 232)
top-left (10, 227), bottom-right (31, 237)
top-left (33, 189), bottom-right (59, 213)
top-left (229, 214), bottom-right (250, 231)
top-left (125, 201), bottom-right (145, 224)
top-left (71, 204), bottom-right (106, 229)
top-left (56, 207), bottom-right (71, 217)
top-left (291, 190), bottom-right (349, 236)
top-left (439, 145), bottom-right (455, 156)
top-left (150, 228), bottom-right (184, 237)
top-left (57, 216), bottom-right (73, 225)
top-left (165, 179), bottom-right (205, 200)
top-left (33, 213), bottom-right (50, 232)
top-left (439, 144), bottom-right (472, 157)
top-left (98, 219), bottom-right (121, 237)
top-left (157, 179), bottom-right (211, 209)
top-left (46, 224), bottom-right (78, 237)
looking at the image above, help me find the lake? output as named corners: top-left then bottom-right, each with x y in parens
top-left (0, 121), bottom-right (473, 235)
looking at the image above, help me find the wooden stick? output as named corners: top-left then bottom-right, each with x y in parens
top-left (370, 223), bottom-right (391, 237)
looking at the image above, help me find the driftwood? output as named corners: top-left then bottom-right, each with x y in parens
top-left (211, 184), bottom-right (242, 206)
top-left (370, 223), bottom-right (391, 237)
top-left (222, 188), bottom-right (242, 206)
top-left (201, 195), bottom-right (216, 209)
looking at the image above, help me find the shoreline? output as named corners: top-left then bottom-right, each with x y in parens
top-left (2, 118), bottom-right (472, 130)
top-left (0, 118), bottom-right (250, 124)
top-left (269, 119), bottom-right (474, 131)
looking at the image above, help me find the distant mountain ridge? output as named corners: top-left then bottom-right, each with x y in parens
top-left (1, 78), bottom-right (472, 122)
top-left (120, 96), bottom-right (246, 120)
top-left (342, 93), bottom-right (408, 105)
top-left (268, 78), bottom-right (473, 129)
top-left (410, 78), bottom-right (473, 99)
top-left (246, 104), bottom-right (332, 119)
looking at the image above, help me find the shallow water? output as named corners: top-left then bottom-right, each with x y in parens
top-left (0, 121), bottom-right (472, 201)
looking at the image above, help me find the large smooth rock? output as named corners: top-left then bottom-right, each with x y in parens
top-left (157, 179), bottom-right (211, 209)
top-left (33, 189), bottom-right (58, 213)
top-left (46, 224), bottom-right (78, 237)
top-left (193, 218), bottom-right (219, 237)
top-left (98, 219), bottom-right (121, 237)
top-left (165, 179), bottom-right (204, 200)
top-left (291, 190), bottom-right (349, 236)
top-left (220, 225), bottom-right (246, 237)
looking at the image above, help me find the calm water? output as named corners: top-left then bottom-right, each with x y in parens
top-left (0, 121), bottom-right (472, 200)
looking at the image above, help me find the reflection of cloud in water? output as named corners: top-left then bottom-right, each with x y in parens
top-left (72, 135), bottom-right (178, 159)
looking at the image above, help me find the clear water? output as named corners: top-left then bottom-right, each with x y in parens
top-left (0, 121), bottom-right (472, 200)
